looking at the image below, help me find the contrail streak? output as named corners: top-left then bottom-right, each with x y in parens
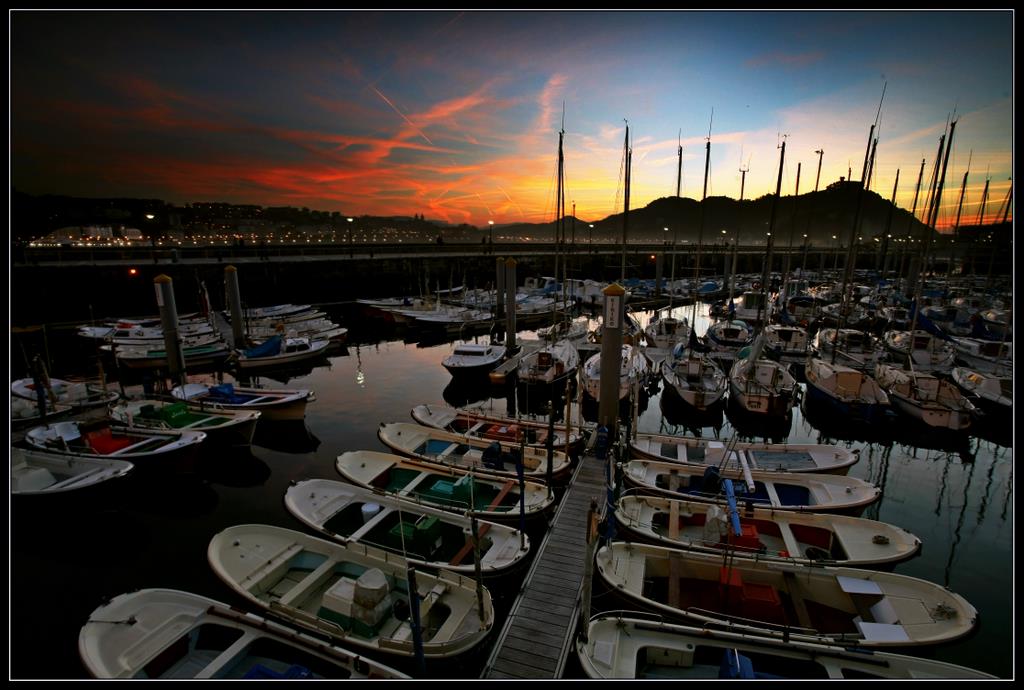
top-left (371, 85), bottom-right (434, 146)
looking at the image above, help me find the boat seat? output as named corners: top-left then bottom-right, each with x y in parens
top-left (448, 522), bottom-right (492, 566)
top-left (84, 427), bottom-right (136, 455)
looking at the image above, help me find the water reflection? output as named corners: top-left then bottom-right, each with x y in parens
top-left (253, 420), bottom-right (322, 453)
top-left (236, 355), bottom-right (335, 386)
top-left (724, 396), bottom-right (793, 443)
top-left (658, 392), bottom-right (725, 436)
top-left (442, 374), bottom-right (496, 408)
top-left (123, 472), bottom-right (220, 518)
top-left (197, 445), bottom-right (272, 487)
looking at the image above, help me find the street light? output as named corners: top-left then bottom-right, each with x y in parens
top-left (347, 217), bottom-right (354, 256)
top-left (589, 224), bottom-right (594, 251)
top-left (664, 226), bottom-right (669, 246)
top-left (488, 220), bottom-right (494, 245)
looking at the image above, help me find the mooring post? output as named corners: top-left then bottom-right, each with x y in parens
top-left (597, 283), bottom-right (626, 437)
top-left (154, 274), bottom-right (187, 388)
top-left (224, 265), bottom-right (246, 348)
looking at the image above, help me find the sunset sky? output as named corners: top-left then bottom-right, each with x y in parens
top-left (11, 10), bottom-right (1013, 228)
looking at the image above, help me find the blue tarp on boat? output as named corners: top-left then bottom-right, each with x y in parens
top-left (242, 335), bottom-right (282, 358)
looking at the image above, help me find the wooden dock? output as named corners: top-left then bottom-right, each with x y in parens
top-left (481, 452), bottom-right (609, 679)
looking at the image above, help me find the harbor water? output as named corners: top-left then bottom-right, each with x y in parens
top-left (10, 303), bottom-right (1013, 679)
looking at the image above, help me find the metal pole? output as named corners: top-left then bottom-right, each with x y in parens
top-left (504, 258), bottom-right (517, 351)
top-left (470, 512), bottom-right (485, 623)
top-left (406, 567), bottom-right (426, 675)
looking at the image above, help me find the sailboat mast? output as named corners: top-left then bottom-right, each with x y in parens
top-left (783, 161), bottom-right (801, 286)
top-left (692, 111), bottom-right (712, 325)
top-left (554, 122), bottom-right (564, 293)
top-left (882, 168), bottom-right (900, 276)
top-left (731, 161), bottom-right (747, 299)
top-left (976, 177), bottom-right (990, 226)
top-left (620, 122), bottom-right (631, 283)
top-left (669, 137), bottom-right (682, 310)
top-left (911, 119), bottom-right (956, 336)
top-left (759, 138), bottom-right (785, 326)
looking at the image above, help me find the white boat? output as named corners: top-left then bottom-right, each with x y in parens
top-left (950, 367), bottom-right (1011, 419)
top-left (109, 398), bottom-right (260, 447)
top-left (336, 450), bottom-right (555, 522)
top-left (377, 422), bottom-right (571, 481)
top-left (622, 458), bottom-right (880, 515)
top-left (536, 319), bottom-right (589, 343)
top-left (951, 336), bottom-right (1012, 375)
top-left (24, 420), bottom-right (206, 463)
top-left (233, 336), bottom-right (330, 371)
top-left (615, 493), bottom-right (920, 568)
top-left (577, 612), bottom-right (994, 679)
top-left (79, 588), bottom-right (410, 679)
top-left (803, 357), bottom-right (894, 426)
top-left (516, 339), bottom-right (579, 387)
top-left (580, 344), bottom-right (650, 402)
top-left (11, 446), bottom-right (134, 496)
top-left (630, 433), bottom-right (859, 475)
top-left (207, 524), bottom-right (494, 659)
top-left (728, 355), bottom-right (797, 418)
top-left (410, 403), bottom-right (583, 450)
top-left (284, 478), bottom-right (530, 577)
top-left (11, 377), bottom-right (120, 411)
top-left (415, 308), bottom-right (493, 334)
top-left (660, 346), bottom-right (728, 412)
top-left (873, 363), bottom-right (976, 431)
top-left (762, 325), bottom-right (810, 366)
top-left (441, 343), bottom-right (506, 375)
top-left (644, 314), bottom-right (691, 349)
top-left (703, 320), bottom-right (753, 363)
top-left (172, 382), bottom-right (313, 422)
top-left (10, 395), bottom-right (73, 429)
top-left (882, 330), bottom-right (956, 373)
top-left (114, 342), bottom-right (232, 370)
top-left (812, 329), bottom-right (885, 372)
top-left (595, 541), bottom-right (978, 648)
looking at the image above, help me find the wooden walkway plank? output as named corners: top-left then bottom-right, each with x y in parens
top-left (482, 453), bottom-right (608, 679)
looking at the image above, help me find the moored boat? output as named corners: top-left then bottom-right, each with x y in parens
top-left (873, 363), bottom-right (976, 431)
top-left (441, 342), bottom-right (506, 376)
top-left (576, 612), bottom-right (994, 679)
top-left (24, 419), bottom-right (205, 465)
top-left (615, 493), bottom-right (920, 568)
top-left (622, 458), bottom-right (880, 515)
top-left (207, 524), bottom-right (495, 659)
top-left (12, 446), bottom-right (134, 496)
top-left (377, 421), bottom-right (572, 481)
top-left (284, 478), bottom-right (530, 577)
top-left (803, 357), bottom-right (894, 426)
top-left (629, 433), bottom-right (859, 475)
top-left (660, 345), bottom-right (727, 413)
top-left (232, 336), bottom-right (331, 371)
top-left (172, 382), bottom-right (313, 422)
top-left (595, 541), bottom-right (977, 648)
top-left (109, 398), bottom-right (260, 447)
top-left (580, 344), bottom-right (650, 402)
top-left (410, 403), bottom-right (584, 451)
top-left (79, 588), bottom-right (410, 679)
top-left (335, 450), bottom-right (555, 522)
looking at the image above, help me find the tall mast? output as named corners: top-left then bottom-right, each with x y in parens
top-left (976, 176), bottom-right (990, 226)
top-left (731, 158), bottom-right (748, 299)
top-left (911, 119), bottom-right (956, 337)
top-left (783, 160), bottom-right (800, 286)
top-left (759, 137), bottom-right (785, 326)
top-left (620, 121), bottom-right (631, 283)
top-left (882, 168), bottom-right (900, 277)
top-left (692, 110), bottom-right (712, 326)
top-left (897, 158), bottom-right (927, 294)
top-left (951, 151), bottom-right (971, 276)
top-left (813, 149), bottom-right (824, 192)
top-left (554, 112), bottom-right (564, 293)
top-left (861, 81), bottom-right (886, 187)
top-left (670, 134), bottom-right (682, 310)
